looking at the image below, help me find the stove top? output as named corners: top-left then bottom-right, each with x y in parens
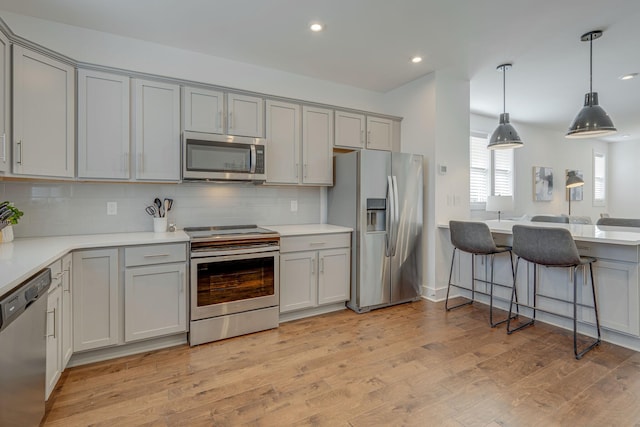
top-left (184, 225), bottom-right (278, 240)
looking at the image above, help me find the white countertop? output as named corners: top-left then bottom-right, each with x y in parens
top-left (439, 220), bottom-right (640, 246)
top-left (0, 231), bottom-right (189, 298)
top-left (263, 224), bottom-right (353, 236)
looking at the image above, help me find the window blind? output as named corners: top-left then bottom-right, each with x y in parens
top-left (594, 152), bottom-right (606, 203)
top-left (470, 135), bottom-right (490, 203)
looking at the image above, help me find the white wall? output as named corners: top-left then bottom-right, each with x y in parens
top-left (609, 138), bottom-right (640, 217)
top-left (384, 70), bottom-right (470, 300)
top-left (471, 114), bottom-right (609, 222)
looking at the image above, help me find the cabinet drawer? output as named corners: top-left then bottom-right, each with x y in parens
top-left (576, 241), bottom-right (639, 263)
top-left (280, 233), bottom-right (350, 253)
top-left (125, 243), bottom-right (187, 267)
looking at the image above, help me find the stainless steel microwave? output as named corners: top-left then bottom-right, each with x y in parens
top-left (182, 131), bottom-right (266, 182)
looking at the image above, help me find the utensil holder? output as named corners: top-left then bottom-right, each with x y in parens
top-left (153, 218), bottom-right (167, 233)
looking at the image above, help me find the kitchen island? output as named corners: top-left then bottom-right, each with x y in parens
top-left (440, 220), bottom-right (640, 351)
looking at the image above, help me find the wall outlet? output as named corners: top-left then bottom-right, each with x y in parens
top-left (107, 202), bottom-right (118, 216)
top-left (290, 200), bottom-right (298, 212)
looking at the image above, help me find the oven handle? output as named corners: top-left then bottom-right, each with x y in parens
top-left (191, 246), bottom-right (279, 258)
top-left (191, 250), bottom-right (279, 264)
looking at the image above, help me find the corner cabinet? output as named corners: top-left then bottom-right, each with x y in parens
top-left (302, 106), bottom-right (333, 185)
top-left (77, 69), bottom-right (131, 179)
top-left (132, 79), bottom-right (181, 181)
top-left (13, 46), bottom-right (75, 178)
top-left (123, 243), bottom-right (188, 342)
top-left (73, 248), bottom-right (119, 352)
top-left (0, 31), bottom-right (9, 174)
top-left (279, 232), bottom-right (351, 316)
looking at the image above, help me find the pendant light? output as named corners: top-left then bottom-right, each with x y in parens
top-left (566, 30), bottom-right (617, 138)
top-left (488, 63), bottom-right (524, 150)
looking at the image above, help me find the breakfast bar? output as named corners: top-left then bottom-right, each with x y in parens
top-left (440, 220), bottom-right (640, 351)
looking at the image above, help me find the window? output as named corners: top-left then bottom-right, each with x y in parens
top-left (593, 151), bottom-right (606, 206)
top-left (470, 132), bottom-right (514, 209)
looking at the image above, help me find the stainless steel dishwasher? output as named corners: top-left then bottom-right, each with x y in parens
top-left (0, 269), bottom-right (51, 427)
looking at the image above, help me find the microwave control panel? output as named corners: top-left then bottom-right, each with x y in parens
top-left (256, 146), bottom-right (265, 174)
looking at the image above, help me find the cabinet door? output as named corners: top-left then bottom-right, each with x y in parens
top-left (280, 251), bottom-right (317, 313)
top-left (580, 260), bottom-right (640, 336)
top-left (0, 31), bottom-right (9, 174)
top-left (13, 46), bottom-right (75, 177)
top-left (46, 282), bottom-right (62, 400)
top-left (183, 86), bottom-right (224, 134)
top-left (133, 79), bottom-right (181, 181)
top-left (266, 100), bottom-right (300, 184)
top-left (77, 70), bottom-right (130, 179)
top-left (302, 106), bottom-right (333, 185)
top-left (61, 253), bottom-right (73, 368)
top-left (73, 249), bottom-right (119, 352)
top-left (227, 93), bottom-right (264, 137)
top-left (318, 248), bottom-right (351, 305)
top-left (366, 116), bottom-right (393, 151)
top-left (124, 263), bottom-right (187, 342)
top-left (335, 111), bottom-right (365, 149)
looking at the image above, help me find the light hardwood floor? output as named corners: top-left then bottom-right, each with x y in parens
top-left (43, 299), bottom-right (640, 426)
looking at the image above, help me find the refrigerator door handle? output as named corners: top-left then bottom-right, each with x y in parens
top-left (391, 175), bottom-right (400, 256)
top-left (386, 175), bottom-right (394, 257)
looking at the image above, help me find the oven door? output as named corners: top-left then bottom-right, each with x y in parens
top-left (190, 251), bottom-right (279, 320)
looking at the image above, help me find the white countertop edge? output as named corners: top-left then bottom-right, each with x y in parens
top-left (1, 231), bottom-right (189, 298)
top-left (262, 224), bottom-right (353, 236)
top-left (438, 220), bottom-right (640, 246)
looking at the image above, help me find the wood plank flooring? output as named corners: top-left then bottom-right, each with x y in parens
top-left (43, 299), bottom-right (640, 426)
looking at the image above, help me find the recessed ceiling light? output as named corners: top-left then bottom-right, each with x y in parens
top-left (623, 134), bottom-right (631, 138)
top-left (310, 23), bottom-right (323, 32)
top-left (619, 73), bottom-right (638, 80)
top-left (411, 56), bottom-right (423, 64)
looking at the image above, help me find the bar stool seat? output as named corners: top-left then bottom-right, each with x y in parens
top-left (507, 225), bottom-right (601, 359)
top-left (446, 221), bottom-right (516, 327)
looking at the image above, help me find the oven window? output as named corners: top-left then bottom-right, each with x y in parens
top-left (197, 257), bottom-right (275, 306)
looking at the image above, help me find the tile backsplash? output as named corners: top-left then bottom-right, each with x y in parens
top-left (0, 181), bottom-right (322, 238)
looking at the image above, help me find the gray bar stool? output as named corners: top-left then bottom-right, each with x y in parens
top-left (446, 221), bottom-right (516, 327)
top-left (531, 215), bottom-right (569, 223)
top-left (596, 217), bottom-right (640, 227)
top-left (507, 225), bottom-right (601, 359)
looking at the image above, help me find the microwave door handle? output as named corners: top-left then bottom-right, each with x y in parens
top-left (250, 145), bottom-right (257, 174)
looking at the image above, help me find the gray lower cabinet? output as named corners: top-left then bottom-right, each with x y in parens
top-left (279, 233), bottom-right (350, 314)
top-left (73, 248), bottom-right (119, 352)
top-left (124, 243), bottom-right (188, 342)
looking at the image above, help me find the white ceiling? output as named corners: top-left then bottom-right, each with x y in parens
top-left (1, 0), bottom-right (640, 140)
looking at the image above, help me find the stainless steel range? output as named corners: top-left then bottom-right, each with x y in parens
top-left (184, 225), bottom-right (280, 346)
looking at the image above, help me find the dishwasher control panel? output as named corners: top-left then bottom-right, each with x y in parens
top-left (0, 268), bottom-right (51, 331)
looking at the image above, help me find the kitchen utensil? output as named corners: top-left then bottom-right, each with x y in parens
top-left (0, 201), bottom-right (8, 210)
top-left (154, 198), bottom-right (163, 217)
top-left (164, 198), bottom-right (173, 216)
top-left (0, 208), bottom-right (12, 222)
top-left (145, 206), bottom-right (157, 217)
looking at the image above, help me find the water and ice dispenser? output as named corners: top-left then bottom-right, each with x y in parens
top-left (366, 198), bottom-right (386, 232)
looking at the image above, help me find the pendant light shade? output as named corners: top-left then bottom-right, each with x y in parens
top-left (488, 64), bottom-right (524, 150)
top-left (566, 30), bottom-right (617, 139)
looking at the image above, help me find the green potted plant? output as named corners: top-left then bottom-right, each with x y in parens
top-left (0, 201), bottom-right (24, 243)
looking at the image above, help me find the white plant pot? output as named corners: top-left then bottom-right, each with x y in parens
top-left (1, 225), bottom-right (14, 243)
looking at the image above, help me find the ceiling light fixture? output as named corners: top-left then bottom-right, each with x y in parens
top-left (487, 63), bottom-right (524, 150)
top-left (566, 30), bottom-right (617, 139)
top-left (619, 73), bottom-right (638, 81)
top-left (411, 56), bottom-right (423, 64)
top-left (310, 23), bottom-right (323, 32)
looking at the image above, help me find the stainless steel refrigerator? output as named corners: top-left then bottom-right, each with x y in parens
top-left (328, 150), bottom-right (423, 313)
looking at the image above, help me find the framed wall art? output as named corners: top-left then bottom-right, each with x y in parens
top-left (533, 166), bottom-right (553, 201)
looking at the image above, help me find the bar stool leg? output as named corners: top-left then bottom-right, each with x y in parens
top-left (446, 248), bottom-right (473, 311)
top-left (507, 257), bottom-right (535, 334)
top-left (574, 263), bottom-right (602, 360)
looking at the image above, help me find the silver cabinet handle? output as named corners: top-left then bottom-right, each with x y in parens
top-left (179, 271), bottom-right (184, 293)
top-left (47, 308), bottom-right (57, 338)
top-left (310, 258), bottom-right (315, 275)
top-left (309, 242), bottom-right (326, 246)
top-left (229, 111), bottom-right (233, 130)
top-left (1, 133), bottom-right (5, 162)
top-left (304, 164), bottom-right (308, 178)
top-left (218, 111), bottom-right (223, 129)
top-left (367, 130), bottom-right (371, 146)
top-left (360, 130), bottom-right (364, 145)
top-left (143, 253), bottom-right (170, 258)
top-left (16, 140), bottom-right (22, 165)
top-left (320, 257), bottom-right (324, 273)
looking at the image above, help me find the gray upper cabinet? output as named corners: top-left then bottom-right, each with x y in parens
top-left (302, 105), bottom-right (333, 185)
top-left (334, 110), bottom-right (365, 149)
top-left (77, 69), bottom-right (130, 179)
top-left (183, 88), bottom-right (263, 137)
top-left (182, 86), bottom-right (224, 134)
top-left (266, 100), bottom-right (300, 184)
top-left (13, 46), bottom-right (75, 178)
top-left (0, 31), bottom-right (9, 174)
top-left (366, 116), bottom-right (393, 151)
top-left (227, 93), bottom-right (264, 137)
top-left (132, 79), bottom-right (181, 181)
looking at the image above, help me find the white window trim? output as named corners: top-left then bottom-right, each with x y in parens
top-left (593, 149), bottom-right (606, 207)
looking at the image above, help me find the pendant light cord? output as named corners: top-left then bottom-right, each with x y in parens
top-left (503, 66), bottom-right (506, 114)
top-left (589, 33), bottom-right (593, 105)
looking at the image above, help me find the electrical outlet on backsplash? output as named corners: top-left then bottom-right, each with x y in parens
top-left (3, 181), bottom-right (323, 238)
